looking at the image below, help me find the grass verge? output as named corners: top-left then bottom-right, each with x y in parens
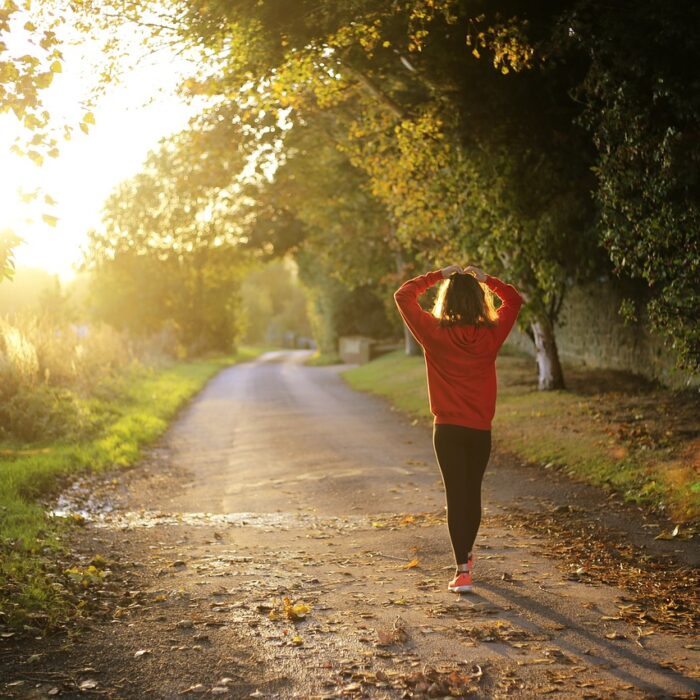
top-left (0, 346), bottom-right (270, 631)
top-left (304, 350), bottom-right (343, 366)
top-left (342, 349), bottom-right (700, 526)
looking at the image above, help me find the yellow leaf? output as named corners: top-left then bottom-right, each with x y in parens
top-left (282, 596), bottom-right (311, 621)
top-left (400, 557), bottom-right (420, 569)
top-left (27, 151), bottom-right (43, 166)
top-left (290, 635), bottom-right (303, 646)
top-left (291, 602), bottom-right (311, 617)
top-left (50, 60), bottom-right (62, 73)
top-left (79, 123), bottom-right (89, 135)
top-left (35, 71), bottom-right (53, 89)
top-left (41, 213), bottom-right (58, 227)
top-left (83, 111), bottom-right (95, 125)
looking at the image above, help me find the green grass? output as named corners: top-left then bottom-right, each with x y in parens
top-left (342, 349), bottom-right (700, 526)
top-left (0, 346), bottom-right (271, 630)
top-left (304, 350), bottom-right (343, 366)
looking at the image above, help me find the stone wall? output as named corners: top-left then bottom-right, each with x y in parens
top-left (503, 276), bottom-right (698, 390)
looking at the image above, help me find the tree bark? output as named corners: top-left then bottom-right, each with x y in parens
top-left (340, 61), bottom-right (407, 121)
top-left (393, 247), bottom-right (422, 357)
top-left (403, 325), bottom-right (423, 357)
top-left (530, 316), bottom-right (565, 390)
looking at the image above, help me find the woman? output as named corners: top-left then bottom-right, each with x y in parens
top-left (393, 263), bottom-right (524, 593)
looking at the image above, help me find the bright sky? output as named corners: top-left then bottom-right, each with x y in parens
top-left (0, 15), bottom-right (199, 283)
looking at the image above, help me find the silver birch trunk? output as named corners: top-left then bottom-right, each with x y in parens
top-left (530, 317), bottom-right (565, 390)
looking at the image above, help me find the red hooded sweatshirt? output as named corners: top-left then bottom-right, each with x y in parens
top-left (393, 270), bottom-right (524, 431)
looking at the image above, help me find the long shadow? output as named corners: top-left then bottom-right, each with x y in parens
top-left (468, 579), bottom-right (700, 696)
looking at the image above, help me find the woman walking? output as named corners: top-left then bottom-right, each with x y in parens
top-left (393, 263), bottom-right (523, 593)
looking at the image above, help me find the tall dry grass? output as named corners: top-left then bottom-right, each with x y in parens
top-left (0, 311), bottom-right (178, 442)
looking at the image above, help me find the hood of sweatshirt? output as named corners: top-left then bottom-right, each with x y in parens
top-left (446, 323), bottom-right (496, 355)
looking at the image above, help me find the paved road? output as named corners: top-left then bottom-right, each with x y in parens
top-left (153, 349), bottom-right (445, 517)
top-left (3, 351), bottom-right (698, 699)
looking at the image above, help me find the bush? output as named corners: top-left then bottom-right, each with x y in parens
top-left (0, 312), bottom-right (177, 443)
top-left (0, 385), bottom-right (86, 442)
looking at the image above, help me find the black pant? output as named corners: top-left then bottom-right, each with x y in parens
top-left (432, 423), bottom-right (492, 565)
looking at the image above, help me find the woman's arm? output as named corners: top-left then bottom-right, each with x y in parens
top-left (483, 274), bottom-right (524, 348)
top-left (394, 266), bottom-right (457, 345)
top-left (464, 264), bottom-right (524, 346)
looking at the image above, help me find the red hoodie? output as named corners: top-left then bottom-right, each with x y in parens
top-left (393, 270), bottom-right (524, 431)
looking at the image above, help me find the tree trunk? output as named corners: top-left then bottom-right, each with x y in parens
top-left (403, 325), bottom-right (423, 357)
top-left (394, 247), bottom-right (422, 357)
top-left (530, 316), bottom-right (565, 390)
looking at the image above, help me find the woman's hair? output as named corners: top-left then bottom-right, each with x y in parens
top-left (432, 272), bottom-right (498, 328)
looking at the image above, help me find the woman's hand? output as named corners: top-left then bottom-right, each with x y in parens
top-left (464, 264), bottom-right (487, 282)
top-left (441, 264), bottom-right (463, 278)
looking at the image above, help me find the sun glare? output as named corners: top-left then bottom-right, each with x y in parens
top-left (1, 17), bottom-right (198, 282)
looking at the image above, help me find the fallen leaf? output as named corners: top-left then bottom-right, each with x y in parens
top-left (400, 557), bottom-right (420, 569)
top-left (605, 632), bottom-right (626, 640)
top-left (180, 684), bottom-right (206, 694)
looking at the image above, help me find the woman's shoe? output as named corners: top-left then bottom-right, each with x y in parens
top-left (447, 553), bottom-right (474, 593)
top-left (447, 569), bottom-right (473, 593)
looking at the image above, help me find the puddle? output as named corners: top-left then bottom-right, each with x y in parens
top-left (50, 476), bottom-right (117, 520)
top-left (49, 507), bottom-right (370, 531)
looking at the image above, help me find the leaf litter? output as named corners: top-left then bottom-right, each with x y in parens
top-left (499, 506), bottom-right (699, 635)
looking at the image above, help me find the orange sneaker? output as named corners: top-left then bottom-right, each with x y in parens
top-left (447, 554), bottom-right (474, 593)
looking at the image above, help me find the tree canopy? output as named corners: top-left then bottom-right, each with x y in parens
top-left (8, 0), bottom-right (699, 379)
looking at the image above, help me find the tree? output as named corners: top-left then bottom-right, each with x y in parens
top-left (159, 0), bottom-right (602, 387)
top-left (239, 259), bottom-right (311, 345)
top-left (68, 0), bottom-right (696, 383)
top-left (1, 2), bottom-right (94, 279)
top-left (81, 115), bottom-right (251, 354)
top-left (558, 0), bottom-right (700, 372)
top-left (0, 230), bottom-right (22, 283)
top-left (241, 119), bottom-right (403, 356)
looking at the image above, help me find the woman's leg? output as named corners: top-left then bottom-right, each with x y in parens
top-left (432, 424), bottom-right (492, 565)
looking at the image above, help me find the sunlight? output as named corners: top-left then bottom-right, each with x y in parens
top-left (1, 15), bottom-right (198, 282)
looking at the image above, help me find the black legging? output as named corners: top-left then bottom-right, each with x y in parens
top-left (432, 423), bottom-right (492, 565)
